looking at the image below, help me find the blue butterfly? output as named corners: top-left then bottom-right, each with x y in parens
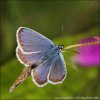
top-left (9, 27), bottom-right (67, 92)
top-left (16, 27), bottom-right (67, 86)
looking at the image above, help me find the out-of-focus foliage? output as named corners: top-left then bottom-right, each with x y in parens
top-left (0, 0), bottom-right (100, 99)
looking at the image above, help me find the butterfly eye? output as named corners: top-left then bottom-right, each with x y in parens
top-left (58, 45), bottom-right (64, 50)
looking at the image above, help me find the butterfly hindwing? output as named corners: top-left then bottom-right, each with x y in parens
top-left (49, 52), bottom-right (66, 84)
top-left (31, 55), bottom-right (57, 87)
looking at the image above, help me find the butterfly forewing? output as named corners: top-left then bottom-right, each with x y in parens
top-left (17, 27), bottom-right (55, 53)
top-left (16, 46), bottom-right (50, 67)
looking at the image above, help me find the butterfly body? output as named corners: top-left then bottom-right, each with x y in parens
top-left (40, 46), bottom-right (60, 63)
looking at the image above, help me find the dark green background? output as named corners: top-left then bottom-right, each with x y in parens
top-left (0, 0), bottom-right (100, 99)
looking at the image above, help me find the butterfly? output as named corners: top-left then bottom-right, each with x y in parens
top-left (9, 27), bottom-right (66, 92)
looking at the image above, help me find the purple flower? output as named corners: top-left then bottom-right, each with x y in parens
top-left (73, 36), bottom-right (100, 67)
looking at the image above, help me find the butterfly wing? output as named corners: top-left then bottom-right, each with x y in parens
top-left (16, 27), bottom-right (55, 53)
top-left (16, 46), bottom-right (49, 67)
top-left (31, 55), bottom-right (56, 87)
top-left (49, 52), bottom-right (66, 84)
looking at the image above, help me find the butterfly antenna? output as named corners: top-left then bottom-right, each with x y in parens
top-left (64, 41), bottom-right (100, 50)
top-left (9, 67), bottom-right (32, 93)
top-left (70, 50), bottom-right (80, 54)
top-left (62, 49), bottom-right (79, 54)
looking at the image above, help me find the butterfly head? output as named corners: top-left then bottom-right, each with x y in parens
top-left (58, 45), bottom-right (64, 50)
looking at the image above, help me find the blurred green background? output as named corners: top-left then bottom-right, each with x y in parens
top-left (0, 0), bottom-right (100, 99)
